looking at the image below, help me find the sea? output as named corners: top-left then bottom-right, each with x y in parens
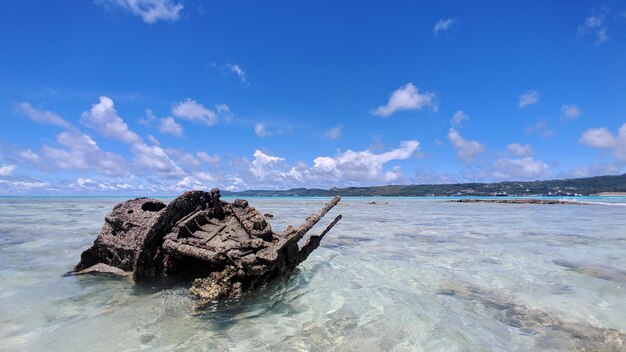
top-left (0, 196), bottom-right (625, 351)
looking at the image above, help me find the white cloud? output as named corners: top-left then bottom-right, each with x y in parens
top-left (75, 177), bottom-right (98, 188)
top-left (165, 148), bottom-right (220, 169)
top-left (518, 90), bottom-right (540, 108)
top-left (226, 63), bottom-right (249, 87)
top-left (507, 143), bottom-right (533, 157)
top-left (450, 110), bottom-right (468, 126)
top-left (307, 140), bottom-right (420, 185)
top-left (100, 0), bottom-right (184, 24)
top-left (228, 141), bottom-right (420, 190)
top-left (81, 96), bottom-right (141, 144)
top-left (0, 164), bottom-right (16, 176)
top-left (196, 151), bottom-right (220, 165)
top-left (131, 143), bottom-right (183, 178)
top-left (139, 108), bottom-right (157, 125)
top-left (172, 99), bottom-right (218, 126)
top-left (325, 126), bottom-right (342, 140)
top-left (492, 157), bottom-right (549, 180)
top-left (158, 116), bottom-right (183, 136)
top-left (0, 178), bottom-right (48, 190)
top-left (165, 148), bottom-right (201, 167)
top-left (561, 104), bottom-right (581, 120)
top-left (193, 171), bottom-right (217, 183)
top-left (448, 128), bottom-right (485, 164)
top-left (141, 109), bottom-right (184, 136)
top-left (255, 123), bottom-right (269, 137)
top-left (580, 127), bottom-right (616, 148)
top-left (580, 124), bottom-right (626, 163)
top-left (175, 176), bottom-right (204, 190)
top-left (38, 131), bottom-right (128, 177)
top-left (250, 150), bottom-right (286, 179)
top-left (525, 119), bottom-right (554, 138)
top-left (70, 177), bottom-right (134, 191)
top-left (146, 135), bottom-right (160, 146)
top-left (17, 149), bottom-right (40, 163)
top-left (578, 13), bottom-right (608, 45)
top-left (215, 104), bottom-right (230, 114)
top-left (15, 102), bottom-right (72, 129)
top-left (372, 83), bottom-right (437, 117)
top-left (433, 17), bottom-right (457, 37)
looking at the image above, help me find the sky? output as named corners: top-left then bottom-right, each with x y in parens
top-left (1, 0), bottom-right (626, 195)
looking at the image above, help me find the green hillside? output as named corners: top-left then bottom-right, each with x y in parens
top-left (222, 174), bottom-right (626, 197)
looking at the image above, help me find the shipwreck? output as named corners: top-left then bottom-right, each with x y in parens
top-left (72, 188), bottom-right (342, 306)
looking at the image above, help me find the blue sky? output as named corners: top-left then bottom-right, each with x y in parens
top-left (1, 0), bottom-right (626, 194)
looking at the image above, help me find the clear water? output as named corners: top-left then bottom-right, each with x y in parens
top-left (1, 197), bottom-right (625, 351)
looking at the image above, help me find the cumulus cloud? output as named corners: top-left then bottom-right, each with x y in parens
top-left (578, 12), bottom-right (608, 45)
top-left (492, 157), bottom-right (549, 180)
top-left (324, 126), bottom-right (342, 140)
top-left (229, 141), bottom-right (420, 189)
top-left (131, 143), bottom-right (183, 178)
top-left (507, 143), bottom-right (533, 157)
top-left (165, 148), bottom-right (220, 169)
top-left (250, 150), bottom-right (286, 179)
top-left (10, 96), bottom-right (227, 190)
top-left (35, 131), bottom-right (129, 177)
top-left (196, 151), bottom-right (220, 165)
top-left (372, 83), bottom-right (437, 117)
top-left (580, 127), bottom-right (616, 148)
top-left (450, 110), bottom-right (468, 126)
top-left (580, 123), bottom-right (626, 163)
top-left (309, 140), bottom-right (420, 184)
top-left (433, 17), bottom-right (457, 37)
top-left (15, 102), bottom-right (73, 129)
top-left (81, 96), bottom-right (141, 144)
top-left (141, 109), bottom-right (184, 136)
top-left (0, 164), bottom-right (16, 176)
top-left (518, 90), bottom-right (540, 108)
top-left (561, 104), bottom-right (581, 120)
top-left (158, 116), bottom-right (183, 136)
top-left (448, 128), bottom-right (485, 164)
top-left (99, 0), bottom-right (184, 24)
top-left (172, 99), bottom-right (218, 126)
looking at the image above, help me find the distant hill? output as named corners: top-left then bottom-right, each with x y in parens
top-left (222, 174), bottom-right (626, 197)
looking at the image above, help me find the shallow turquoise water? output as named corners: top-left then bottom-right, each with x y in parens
top-left (0, 197), bottom-right (625, 351)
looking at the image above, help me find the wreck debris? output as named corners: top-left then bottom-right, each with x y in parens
top-left (73, 189), bottom-right (342, 305)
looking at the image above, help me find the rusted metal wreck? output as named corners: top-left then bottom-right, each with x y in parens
top-left (72, 188), bottom-right (342, 306)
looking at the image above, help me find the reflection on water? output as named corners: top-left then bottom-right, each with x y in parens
top-left (0, 197), bottom-right (625, 351)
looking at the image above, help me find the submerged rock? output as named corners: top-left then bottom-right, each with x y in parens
top-left (73, 188), bottom-right (342, 306)
top-left (450, 199), bottom-right (590, 205)
top-left (439, 281), bottom-right (625, 351)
